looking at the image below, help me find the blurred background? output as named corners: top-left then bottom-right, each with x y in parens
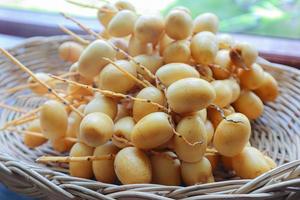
top-left (0, 0), bottom-right (299, 66)
top-left (0, 0), bottom-right (299, 199)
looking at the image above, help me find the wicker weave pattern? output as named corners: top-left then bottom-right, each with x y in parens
top-left (0, 36), bottom-right (299, 200)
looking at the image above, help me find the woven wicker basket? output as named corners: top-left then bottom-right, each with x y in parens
top-left (0, 36), bottom-right (299, 200)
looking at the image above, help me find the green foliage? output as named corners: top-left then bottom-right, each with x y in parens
top-left (162, 0), bottom-right (300, 39)
top-left (162, 0), bottom-right (245, 19)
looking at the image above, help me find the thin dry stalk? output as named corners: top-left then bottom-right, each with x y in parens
top-left (59, 25), bottom-right (90, 45)
top-left (50, 74), bottom-right (168, 112)
top-left (36, 154), bottom-right (115, 163)
top-left (0, 107), bottom-right (41, 130)
top-left (0, 48), bottom-right (84, 118)
top-left (0, 102), bottom-right (26, 113)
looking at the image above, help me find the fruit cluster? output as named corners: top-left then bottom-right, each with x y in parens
top-left (1, 0), bottom-right (279, 186)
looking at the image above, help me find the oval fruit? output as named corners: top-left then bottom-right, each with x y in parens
top-left (131, 112), bottom-right (174, 149)
top-left (213, 113), bottom-right (251, 157)
top-left (78, 40), bottom-right (116, 79)
top-left (165, 9), bottom-right (193, 40)
top-left (166, 78), bottom-right (216, 114)
top-left (190, 31), bottom-right (218, 65)
top-left (174, 115), bottom-right (207, 162)
top-left (193, 13), bottom-right (219, 34)
top-left (181, 157), bottom-right (214, 185)
top-left (232, 147), bottom-right (272, 179)
top-left (114, 147), bottom-right (152, 184)
top-left (69, 142), bottom-right (94, 179)
top-left (254, 72), bottom-right (279, 102)
top-left (156, 63), bottom-right (199, 87)
top-left (24, 119), bottom-right (47, 148)
top-left (132, 87), bottom-right (165, 122)
top-left (84, 93), bottom-right (117, 120)
top-left (150, 151), bottom-right (181, 185)
top-left (107, 10), bottom-right (137, 37)
top-left (79, 112), bottom-right (114, 147)
top-left (239, 63), bottom-right (265, 90)
top-left (232, 90), bottom-right (263, 120)
top-left (134, 15), bottom-right (164, 44)
top-left (97, 60), bottom-right (137, 94)
top-left (112, 116), bottom-right (135, 148)
top-left (40, 100), bottom-right (68, 140)
top-left (93, 142), bottom-right (119, 183)
top-left (163, 40), bottom-right (191, 64)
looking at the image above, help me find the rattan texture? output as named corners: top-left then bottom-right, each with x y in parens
top-left (0, 36), bottom-right (299, 200)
